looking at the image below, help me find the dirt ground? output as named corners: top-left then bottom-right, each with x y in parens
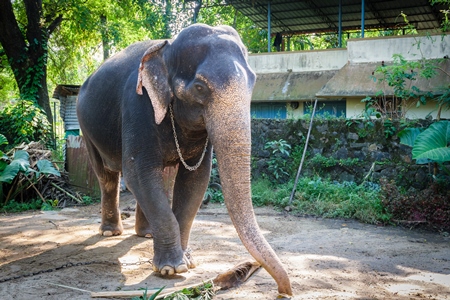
top-left (0, 192), bottom-right (449, 300)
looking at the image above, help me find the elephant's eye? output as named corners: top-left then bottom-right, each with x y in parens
top-left (193, 80), bottom-right (208, 94)
top-left (195, 84), bottom-right (203, 92)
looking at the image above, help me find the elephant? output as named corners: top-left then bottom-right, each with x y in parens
top-left (76, 23), bottom-right (292, 297)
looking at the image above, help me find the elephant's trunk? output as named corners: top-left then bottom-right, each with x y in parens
top-left (206, 100), bottom-right (293, 297)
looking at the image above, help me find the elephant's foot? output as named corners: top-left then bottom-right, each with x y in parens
top-left (152, 249), bottom-right (196, 276)
top-left (135, 226), bottom-right (153, 238)
top-left (99, 223), bottom-right (123, 236)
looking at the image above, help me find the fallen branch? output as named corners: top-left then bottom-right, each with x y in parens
top-left (50, 182), bottom-right (83, 204)
top-left (91, 261), bottom-right (261, 299)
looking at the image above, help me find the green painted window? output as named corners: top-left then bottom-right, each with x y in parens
top-left (251, 102), bottom-right (287, 119)
top-left (304, 100), bottom-right (346, 118)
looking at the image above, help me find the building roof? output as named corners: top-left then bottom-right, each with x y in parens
top-left (317, 60), bottom-right (450, 98)
top-left (252, 70), bottom-right (339, 101)
top-left (225, 0), bottom-right (447, 35)
top-left (52, 84), bottom-right (80, 99)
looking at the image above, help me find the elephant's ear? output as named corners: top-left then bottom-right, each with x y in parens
top-left (136, 40), bottom-right (171, 125)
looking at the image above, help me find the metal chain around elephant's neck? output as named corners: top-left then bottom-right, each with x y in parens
top-left (169, 103), bottom-right (209, 171)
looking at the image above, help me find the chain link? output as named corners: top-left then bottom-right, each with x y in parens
top-left (169, 103), bottom-right (209, 171)
top-left (0, 260), bottom-right (152, 283)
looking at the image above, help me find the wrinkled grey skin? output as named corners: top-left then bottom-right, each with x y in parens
top-left (77, 24), bottom-right (292, 296)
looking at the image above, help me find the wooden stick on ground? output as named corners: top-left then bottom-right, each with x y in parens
top-left (91, 261), bottom-right (261, 299)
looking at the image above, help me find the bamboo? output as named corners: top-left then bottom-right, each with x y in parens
top-left (289, 98), bottom-right (318, 205)
top-left (50, 182), bottom-right (83, 203)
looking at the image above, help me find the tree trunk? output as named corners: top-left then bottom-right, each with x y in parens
top-left (0, 0), bottom-right (62, 125)
top-left (100, 15), bottom-right (110, 60)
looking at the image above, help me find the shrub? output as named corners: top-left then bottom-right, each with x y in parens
top-left (291, 177), bottom-right (389, 224)
top-left (0, 100), bottom-right (52, 148)
top-left (380, 178), bottom-right (450, 231)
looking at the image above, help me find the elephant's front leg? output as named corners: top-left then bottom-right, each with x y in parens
top-left (172, 148), bottom-right (212, 266)
top-left (123, 167), bottom-right (187, 276)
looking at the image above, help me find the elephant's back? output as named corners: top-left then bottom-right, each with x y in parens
top-left (77, 39), bottom-right (165, 116)
top-left (76, 40), bottom-right (164, 166)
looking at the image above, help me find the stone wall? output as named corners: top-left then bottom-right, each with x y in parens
top-left (250, 118), bottom-right (437, 190)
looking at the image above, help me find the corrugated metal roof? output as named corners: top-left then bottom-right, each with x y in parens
top-left (225, 0), bottom-right (447, 35)
top-left (317, 60), bottom-right (450, 97)
top-left (253, 70), bottom-right (339, 101)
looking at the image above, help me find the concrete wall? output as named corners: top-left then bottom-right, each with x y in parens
top-left (347, 34), bottom-right (450, 63)
top-left (248, 48), bottom-right (348, 73)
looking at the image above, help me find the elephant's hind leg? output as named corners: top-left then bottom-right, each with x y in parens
top-left (85, 139), bottom-right (123, 236)
top-left (98, 170), bottom-right (123, 236)
top-left (135, 203), bottom-right (152, 238)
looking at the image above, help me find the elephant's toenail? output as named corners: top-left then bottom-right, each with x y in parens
top-left (103, 230), bottom-right (113, 237)
top-left (176, 264), bottom-right (188, 273)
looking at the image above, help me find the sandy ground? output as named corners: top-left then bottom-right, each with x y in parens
top-left (0, 191), bottom-right (449, 300)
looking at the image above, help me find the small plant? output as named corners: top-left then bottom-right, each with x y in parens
top-left (131, 286), bottom-right (165, 300)
top-left (383, 119), bottom-right (396, 138)
top-left (264, 139), bottom-right (291, 183)
top-left (399, 120), bottom-right (450, 175)
top-left (308, 153), bottom-right (360, 169)
top-left (203, 154), bottom-right (223, 204)
top-left (41, 199), bottom-right (59, 211)
top-left (164, 281), bottom-right (215, 300)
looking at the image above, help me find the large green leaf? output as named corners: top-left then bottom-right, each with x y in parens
top-left (413, 121), bottom-right (450, 163)
top-left (398, 127), bottom-right (423, 147)
top-left (0, 150), bottom-right (31, 183)
top-left (0, 163), bottom-right (20, 183)
top-left (36, 160), bottom-right (61, 177)
top-left (12, 150), bottom-right (31, 172)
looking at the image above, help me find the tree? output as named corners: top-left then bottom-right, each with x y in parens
top-left (0, 0), bottom-right (170, 125)
top-left (0, 0), bottom-right (63, 123)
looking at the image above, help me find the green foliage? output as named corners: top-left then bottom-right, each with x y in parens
top-left (0, 135), bottom-right (60, 206)
top-left (383, 119), bottom-right (396, 138)
top-left (164, 281), bottom-right (215, 300)
top-left (204, 155), bottom-right (223, 204)
top-left (252, 178), bottom-right (291, 207)
top-left (292, 177), bottom-right (389, 224)
top-left (264, 139), bottom-right (291, 183)
top-left (0, 100), bottom-right (52, 148)
top-left (1, 199), bottom-right (43, 213)
top-left (0, 150), bottom-right (30, 183)
top-left (131, 286), bottom-right (165, 300)
top-left (308, 153), bottom-right (360, 169)
top-left (197, 5), bottom-right (267, 53)
top-left (399, 121), bottom-right (450, 175)
top-left (412, 121), bottom-right (450, 163)
top-left (41, 199), bottom-right (59, 211)
top-left (251, 177), bottom-right (390, 225)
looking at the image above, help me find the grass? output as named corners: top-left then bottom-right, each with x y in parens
top-left (251, 177), bottom-right (391, 225)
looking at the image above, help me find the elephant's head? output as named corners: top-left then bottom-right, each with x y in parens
top-left (136, 24), bottom-right (292, 297)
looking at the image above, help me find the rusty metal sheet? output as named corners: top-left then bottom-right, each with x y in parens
top-left (66, 135), bottom-right (100, 198)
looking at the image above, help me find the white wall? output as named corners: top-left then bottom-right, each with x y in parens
top-left (248, 49), bottom-right (348, 73)
top-left (347, 34), bottom-right (450, 63)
